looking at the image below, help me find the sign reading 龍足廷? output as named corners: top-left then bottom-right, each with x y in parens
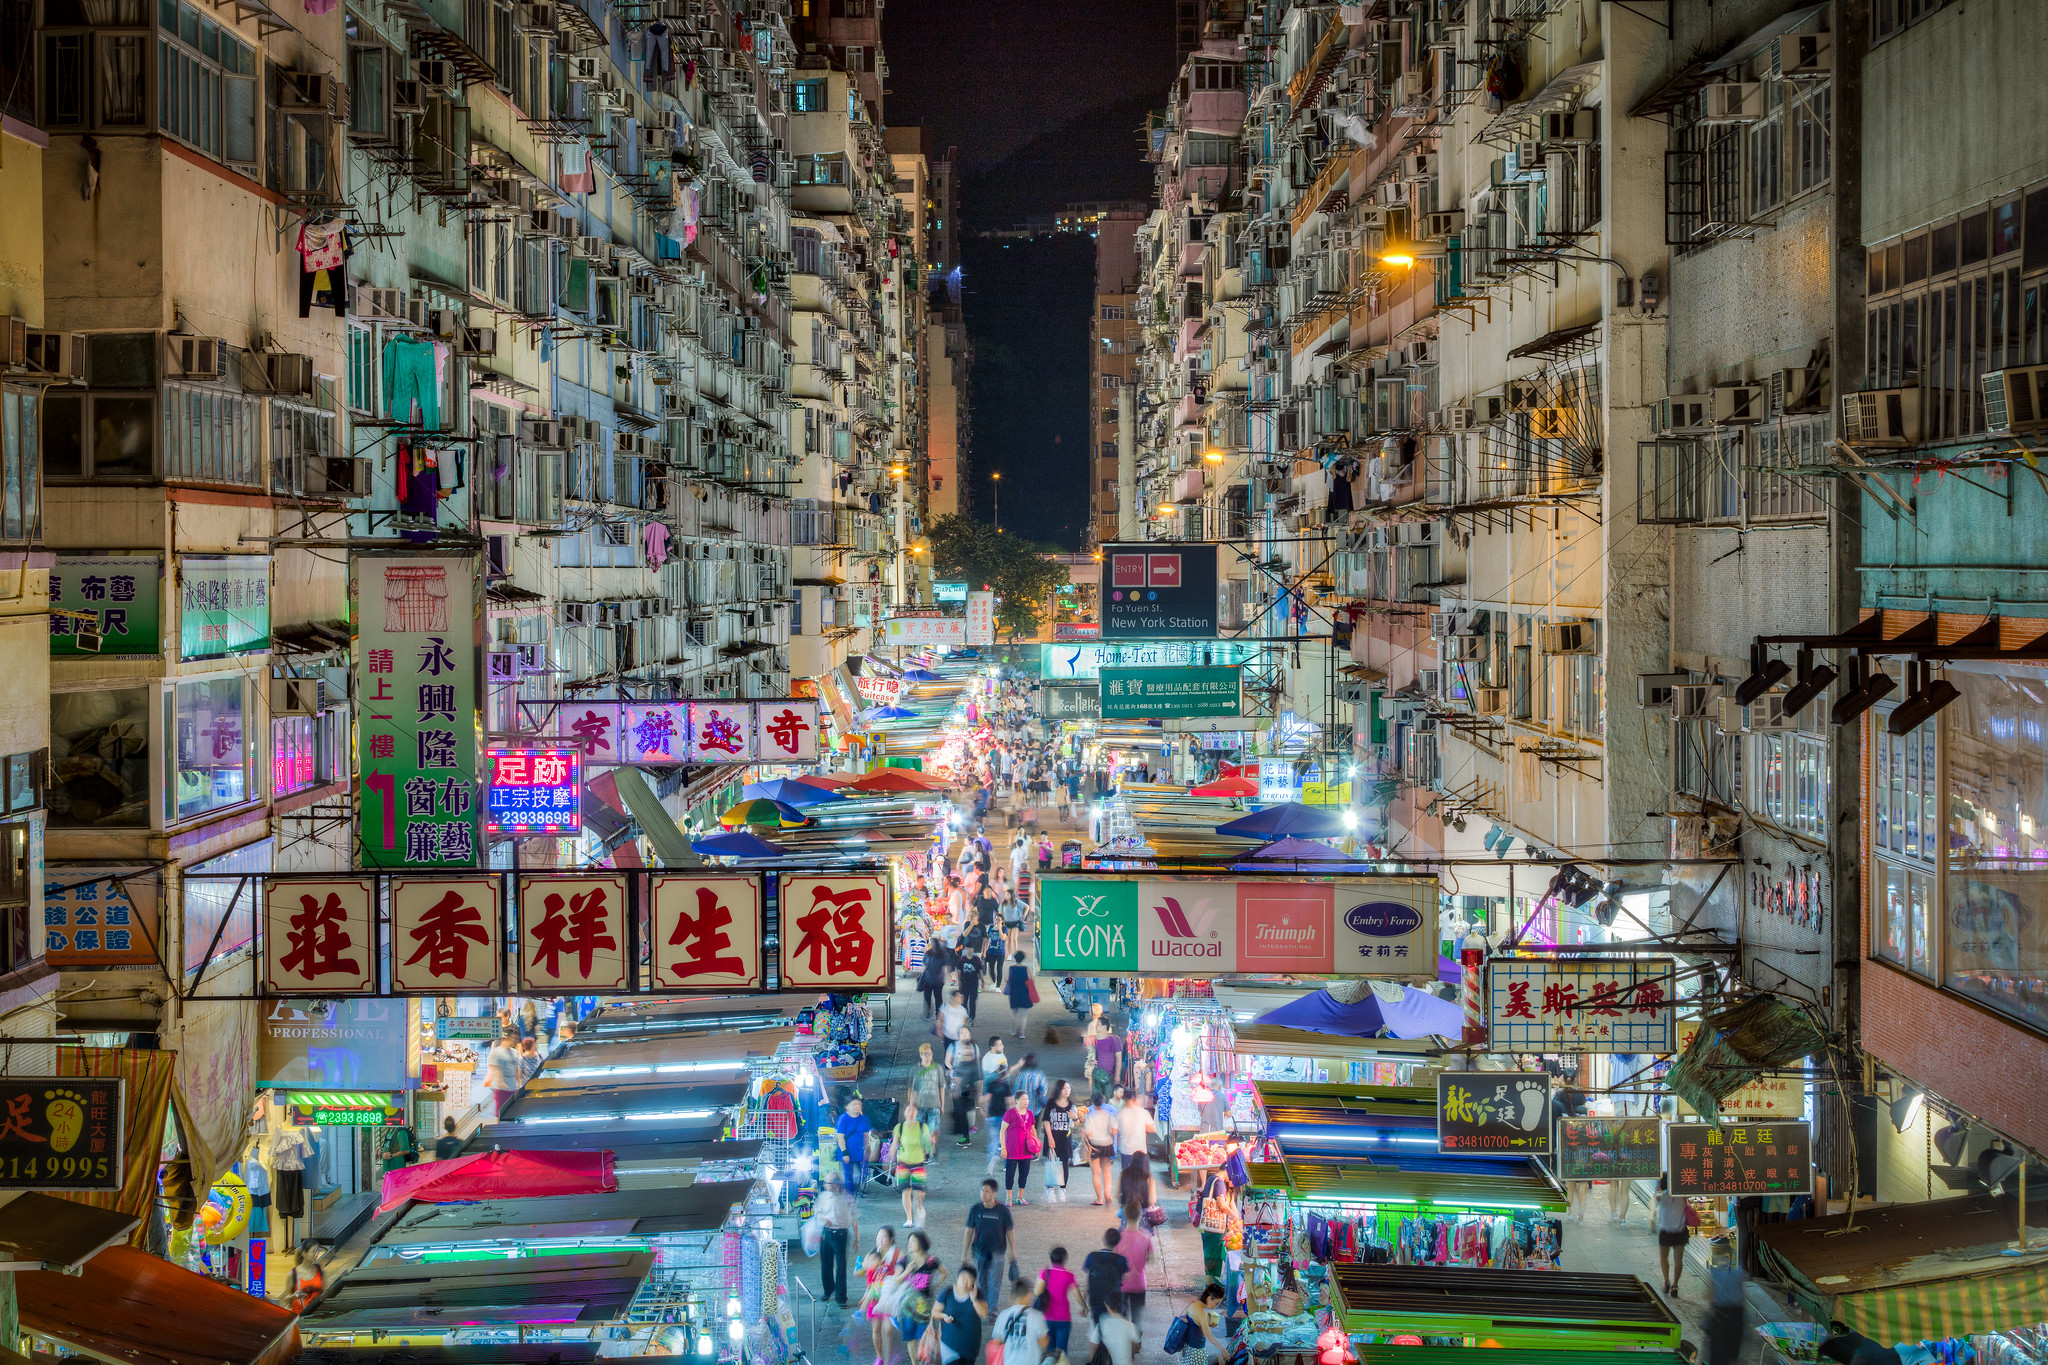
top-left (1556, 1115), bottom-right (1664, 1182)
top-left (1486, 958), bottom-right (1677, 1054)
top-left (1436, 1071), bottom-right (1553, 1154)
top-left (0, 1077), bottom-right (124, 1190)
top-left (485, 748), bottom-right (582, 836)
top-left (353, 556), bottom-right (481, 870)
top-left (1664, 1120), bottom-right (1812, 1196)
top-left (50, 555), bottom-right (160, 657)
top-left (1101, 543), bottom-right (1217, 639)
top-left (178, 555), bottom-right (272, 661)
top-left (1036, 875), bottom-right (1438, 978)
top-left (1099, 666), bottom-right (1242, 719)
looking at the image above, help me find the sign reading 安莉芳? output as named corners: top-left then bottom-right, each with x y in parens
top-left (1036, 874), bottom-right (1438, 977)
top-left (1099, 666), bottom-right (1242, 719)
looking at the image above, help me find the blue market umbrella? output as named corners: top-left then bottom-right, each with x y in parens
top-left (900, 668), bottom-right (940, 682)
top-left (692, 830), bottom-right (787, 858)
top-left (1255, 986), bottom-right (1462, 1041)
top-left (740, 778), bottom-right (845, 808)
top-left (1214, 802), bottom-right (1351, 840)
top-left (1230, 836), bottom-right (1359, 870)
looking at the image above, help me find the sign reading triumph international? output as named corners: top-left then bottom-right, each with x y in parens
top-left (1036, 875), bottom-right (1438, 977)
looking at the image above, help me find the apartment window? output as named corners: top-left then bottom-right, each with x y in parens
top-left (1872, 0), bottom-right (1952, 43)
top-left (157, 0), bottom-right (255, 170)
top-left (163, 382), bottom-right (261, 484)
top-left (169, 675), bottom-right (253, 823)
top-left (347, 41), bottom-right (387, 139)
top-left (843, 45), bottom-right (866, 74)
top-left (1749, 414), bottom-right (1828, 519)
top-left (271, 713), bottom-right (316, 796)
top-left (44, 335), bottom-right (165, 481)
top-left (1099, 374), bottom-right (1121, 390)
top-left (1101, 305), bottom-right (1124, 320)
top-left (1565, 653), bottom-right (1604, 739)
top-left (1751, 728), bottom-right (1830, 840)
top-left (0, 0), bottom-right (32, 125)
top-left (1943, 669), bottom-right (2048, 1034)
top-left (0, 387), bottom-right (41, 543)
top-left (791, 77), bottom-right (825, 112)
top-left (794, 152), bottom-right (848, 186)
top-left (270, 393), bottom-right (336, 490)
top-left (1191, 61), bottom-right (1239, 90)
top-left (51, 687), bottom-right (149, 828)
top-left (40, 0), bottom-right (147, 130)
top-left (346, 324), bottom-right (377, 414)
top-left (411, 93), bottom-right (469, 193)
top-left (1873, 700), bottom-right (1939, 977)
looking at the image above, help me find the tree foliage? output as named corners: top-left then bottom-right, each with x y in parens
top-left (925, 515), bottom-right (1069, 640)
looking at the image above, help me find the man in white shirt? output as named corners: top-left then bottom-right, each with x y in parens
top-left (939, 992), bottom-right (969, 1045)
top-left (992, 1277), bottom-right (1049, 1365)
top-left (1091, 1303), bottom-right (1141, 1365)
top-left (1115, 1094), bottom-right (1154, 1174)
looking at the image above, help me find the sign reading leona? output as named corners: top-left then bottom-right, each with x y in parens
top-left (1037, 875), bottom-right (1437, 977)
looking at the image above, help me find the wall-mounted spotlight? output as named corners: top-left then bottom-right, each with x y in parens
top-left (1829, 655), bottom-right (1896, 726)
top-left (1779, 648), bottom-right (1839, 719)
top-left (1734, 642), bottom-right (1791, 705)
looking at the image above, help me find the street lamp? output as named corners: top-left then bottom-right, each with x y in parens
top-left (991, 471), bottom-right (1001, 531)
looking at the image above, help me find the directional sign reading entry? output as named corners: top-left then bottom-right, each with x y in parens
top-left (1101, 544), bottom-right (1217, 639)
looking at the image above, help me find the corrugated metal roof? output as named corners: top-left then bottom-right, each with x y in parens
top-left (1756, 1191), bottom-right (2048, 1295)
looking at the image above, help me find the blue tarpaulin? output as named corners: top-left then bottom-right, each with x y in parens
top-left (1254, 986), bottom-right (1463, 1041)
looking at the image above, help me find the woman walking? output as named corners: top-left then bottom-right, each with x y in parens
top-left (1035, 1246), bottom-right (1086, 1359)
top-left (932, 1267), bottom-right (987, 1365)
top-left (948, 1030), bottom-right (982, 1145)
top-left (1179, 1283), bottom-right (1227, 1365)
top-left (1039, 1079), bottom-right (1077, 1203)
top-left (1654, 1173), bottom-right (1692, 1295)
top-left (1004, 951), bottom-right (1034, 1039)
top-left (917, 940), bottom-right (951, 1019)
top-left (1083, 1099), bottom-right (1117, 1206)
top-left (1001, 1091), bottom-right (1038, 1205)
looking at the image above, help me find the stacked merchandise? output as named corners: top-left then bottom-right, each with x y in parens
top-left (797, 999), bottom-right (872, 1080)
top-left (1290, 1205), bottom-right (1562, 1270)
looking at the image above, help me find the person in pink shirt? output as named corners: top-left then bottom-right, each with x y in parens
top-left (1034, 1246), bottom-right (1086, 1358)
top-left (1001, 1091), bottom-right (1038, 1204)
top-left (1114, 1213), bottom-right (1152, 1333)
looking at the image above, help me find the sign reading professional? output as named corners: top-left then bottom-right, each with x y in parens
top-left (1038, 874), bottom-right (1437, 976)
top-left (1100, 543), bottom-right (1217, 639)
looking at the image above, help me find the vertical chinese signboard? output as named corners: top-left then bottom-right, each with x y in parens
top-left (178, 556), bottom-right (272, 661)
top-left (1664, 1121), bottom-right (1812, 1195)
top-left (779, 873), bottom-right (891, 990)
top-left (0, 1077), bottom-right (124, 1190)
top-left (262, 877), bottom-right (376, 995)
top-left (1486, 959), bottom-right (1677, 1053)
top-left (391, 876), bottom-right (502, 993)
top-left (517, 873), bottom-right (629, 992)
top-left (354, 556), bottom-right (481, 869)
top-left (650, 874), bottom-right (764, 990)
top-left (1435, 1071), bottom-right (1553, 1154)
top-left (965, 591), bottom-right (995, 645)
top-left (50, 554), bottom-right (160, 657)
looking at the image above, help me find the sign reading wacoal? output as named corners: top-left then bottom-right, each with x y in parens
top-left (1037, 875), bottom-right (1438, 977)
top-left (1100, 544), bottom-right (1217, 639)
top-left (1436, 1071), bottom-right (1553, 1155)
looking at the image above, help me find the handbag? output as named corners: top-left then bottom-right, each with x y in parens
top-left (1200, 1197), bottom-right (1230, 1233)
top-left (1683, 1203), bottom-right (1702, 1229)
top-left (1026, 977), bottom-right (1041, 1006)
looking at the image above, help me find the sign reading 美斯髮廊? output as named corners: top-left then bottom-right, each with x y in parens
top-left (1036, 875), bottom-right (1438, 977)
top-left (1101, 543), bottom-right (1217, 639)
top-left (1486, 958), bottom-right (1677, 1054)
top-left (1100, 666), bottom-right (1242, 719)
top-left (1437, 1071), bottom-right (1553, 1154)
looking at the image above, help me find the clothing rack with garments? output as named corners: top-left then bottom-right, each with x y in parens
top-left (1276, 1200), bottom-right (1564, 1271)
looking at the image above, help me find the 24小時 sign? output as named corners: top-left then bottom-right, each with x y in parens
top-left (0, 1077), bottom-right (124, 1190)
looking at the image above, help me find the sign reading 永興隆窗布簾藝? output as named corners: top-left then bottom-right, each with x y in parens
top-left (1436, 1071), bottom-right (1553, 1154)
top-left (178, 555), bottom-right (271, 660)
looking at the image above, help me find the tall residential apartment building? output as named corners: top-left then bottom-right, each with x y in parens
top-left (1116, 0), bottom-right (2048, 1193)
top-left (1089, 207), bottom-right (1144, 546)
top-left (10, 0), bottom-right (954, 1088)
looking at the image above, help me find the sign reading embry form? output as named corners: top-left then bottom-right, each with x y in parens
top-left (1101, 543), bottom-right (1217, 639)
top-left (1099, 665), bottom-right (1242, 720)
top-left (1037, 874), bottom-right (1437, 977)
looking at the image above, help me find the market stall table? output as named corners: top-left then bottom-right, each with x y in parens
top-left (497, 1078), bottom-right (748, 1124)
top-left (1329, 1266), bottom-right (1682, 1348)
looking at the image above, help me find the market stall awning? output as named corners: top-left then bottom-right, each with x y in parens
top-left (469, 1128), bottom-right (761, 1164)
top-left (498, 1078), bottom-right (746, 1124)
top-left (1251, 1158), bottom-right (1568, 1213)
top-left (0, 1191), bottom-right (138, 1270)
top-left (18, 1244), bottom-right (301, 1365)
top-left (377, 1180), bottom-right (756, 1245)
top-left (305, 1250), bottom-right (656, 1331)
top-left (1229, 1022), bottom-right (1446, 1063)
top-left (1255, 985), bottom-right (1462, 1041)
top-left (1757, 1192), bottom-right (2048, 1342)
top-left (379, 1149), bottom-right (617, 1214)
top-left (1330, 1265), bottom-right (1678, 1349)
top-left (1665, 993), bottom-right (1826, 1121)
top-left (543, 1030), bottom-right (795, 1079)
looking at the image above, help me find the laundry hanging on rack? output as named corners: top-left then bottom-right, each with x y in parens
top-left (643, 22), bottom-right (674, 81)
top-left (560, 140), bottom-right (597, 195)
top-left (295, 217), bottom-right (353, 318)
top-left (381, 335), bottom-right (441, 429)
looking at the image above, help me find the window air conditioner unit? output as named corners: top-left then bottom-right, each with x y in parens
top-left (1443, 404), bottom-right (1475, 431)
top-left (170, 335), bottom-right (230, 380)
top-left (662, 391), bottom-right (692, 416)
top-left (391, 78), bottom-right (425, 113)
top-left (526, 206), bottom-right (558, 237)
top-left (521, 417), bottom-right (569, 449)
top-left (425, 308), bottom-right (458, 338)
top-left (576, 235), bottom-right (611, 263)
top-left (485, 649), bottom-right (518, 684)
top-left (271, 677), bottom-right (321, 716)
top-left (578, 417), bottom-right (603, 442)
top-left (1637, 671), bottom-right (1690, 707)
top-left (1417, 669), bottom-right (1441, 696)
top-left (1842, 387), bottom-right (1922, 447)
top-left (1983, 365), bottom-right (2048, 435)
top-left (1528, 408), bottom-right (1571, 439)
top-left (1727, 692), bottom-right (1798, 734)
top-left (1672, 682), bottom-right (1722, 720)
top-left (1508, 140), bottom-right (1545, 178)
top-left (1429, 610), bottom-right (1457, 639)
top-left (1474, 686), bottom-right (1508, 716)
top-left (615, 431), bottom-right (646, 457)
top-left (560, 602), bottom-right (594, 626)
top-left (1538, 620), bottom-right (1595, 654)
top-left (1506, 380), bottom-right (1544, 412)
top-left (1778, 32), bottom-right (1831, 74)
top-left (515, 642), bottom-right (546, 672)
top-left (1475, 394), bottom-right (1508, 426)
top-left (1658, 395), bottom-right (1710, 433)
top-left (1377, 180), bottom-right (1408, 207)
top-left (1699, 82), bottom-right (1763, 123)
top-left (359, 286), bottom-right (406, 319)
top-left (1711, 381), bottom-right (1767, 425)
top-left (415, 59), bottom-right (454, 92)
top-left (1544, 109), bottom-right (1597, 143)
top-left (568, 55), bottom-right (601, 83)
top-left (1403, 151), bottom-right (1433, 181)
top-left (1421, 210), bottom-right (1463, 239)
top-left (280, 71), bottom-right (335, 112)
top-left (456, 325), bottom-right (497, 356)
top-left (286, 453), bottom-right (373, 498)
top-left (1770, 366), bottom-right (1827, 416)
top-left (515, 1), bottom-right (555, 31)
top-left (266, 352), bottom-right (315, 396)
top-left (23, 329), bottom-right (84, 380)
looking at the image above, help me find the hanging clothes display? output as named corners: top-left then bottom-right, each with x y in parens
top-left (560, 141), bottom-right (597, 195)
top-left (295, 216), bottom-right (352, 318)
top-left (643, 520), bottom-right (672, 568)
top-left (381, 335), bottom-right (441, 428)
top-left (1327, 452), bottom-right (1360, 513)
top-left (642, 22), bottom-right (674, 82)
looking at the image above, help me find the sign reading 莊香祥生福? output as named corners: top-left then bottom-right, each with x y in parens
top-left (1036, 875), bottom-right (1437, 977)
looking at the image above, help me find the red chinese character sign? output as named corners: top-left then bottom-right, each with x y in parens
top-left (518, 874), bottom-right (629, 991)
top-left (689, 702), bottom-right (755, 763)
top-left (391, 876), bottom-right (502, 992)
top-left (755, 700), bottom-right (819, 761)
top-left (263, 877), bottom-right (375, 995)
top-left (779, 874), bottom-right (891, 990)
top-left (1486, 958), bottom-right (1676, 1054)
top-left (650, 875), bottom-right (764, 990)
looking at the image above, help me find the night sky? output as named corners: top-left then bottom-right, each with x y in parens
top-left (884, 0), bottom-right (1179, 550)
